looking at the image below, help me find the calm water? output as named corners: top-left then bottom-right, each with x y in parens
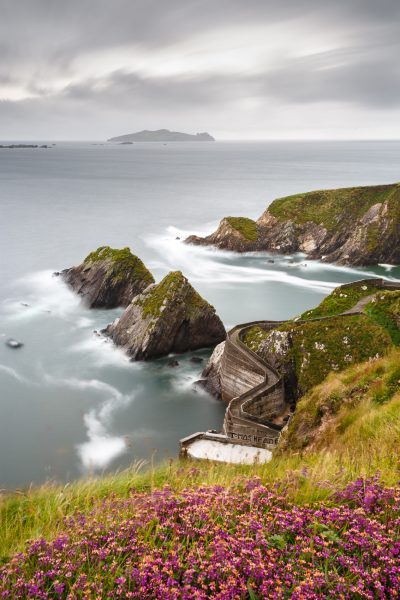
top-left (1, 140), bottom-right (399, 488)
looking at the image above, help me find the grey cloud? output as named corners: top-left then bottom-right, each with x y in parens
top-left (0, 0), bottom-right (399, 138)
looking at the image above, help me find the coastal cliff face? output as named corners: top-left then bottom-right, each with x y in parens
top-left (61, 246), bottom-right (154, 308)
top-left (186, 183), bottom-right (400, 266)
top-left (105, 271), bottom-right (226, 360)
top-left (202, 282), bottom-right (400, 404)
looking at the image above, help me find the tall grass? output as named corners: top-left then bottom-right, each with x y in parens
top-left (2, 446), bottom-right (400, 562)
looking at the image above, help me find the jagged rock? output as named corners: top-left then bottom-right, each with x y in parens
top-left (105, 271), bottom-right (226, 360)
top-left (186, 183), bottom-right (400, 266)
top-left (61, 246), bottom-right (154, 308)
top-left (186, 217), bottom-right (260, 252)
top-left (200, 341), bottom-right (225, 398)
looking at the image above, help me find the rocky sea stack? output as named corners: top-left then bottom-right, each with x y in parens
top-left (61, 246), bottom-right (154, 308)
top-left (105, 271), bottom-right (226, 360)
top-left (186, 182), bottom-right (400, 266)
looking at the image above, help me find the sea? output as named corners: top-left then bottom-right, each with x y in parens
top-left (1, 140), bottom-right (399, 488)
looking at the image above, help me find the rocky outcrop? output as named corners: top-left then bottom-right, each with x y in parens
top-left (105, 271), bottom-right (226, 360)
top-left (199, 341), bottom-right (225, 397)
top-left (186, 183), bottom-right (400, 266)
top-left (60, 246), bottom-right (154, 308)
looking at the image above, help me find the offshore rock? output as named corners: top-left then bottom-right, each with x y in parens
top-left (105, 271), bottom-right (226, 360)
top-left (61, 246), bottom-right (154, 309)
top-left (186, 183), bottom-right (400, 266)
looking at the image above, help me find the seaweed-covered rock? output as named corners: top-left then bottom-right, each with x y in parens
top-left (186, 183), bottom-right (400, 266)
top-left (61, 246), bottom-right (154, 308)
top-left (105, 271), bottom-right (226, 360)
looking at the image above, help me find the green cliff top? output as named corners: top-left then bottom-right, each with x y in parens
top-left (243, 284), bottom-right (400, 393)
top-left (300, 281), bottom-right (382, 320)
top-left (268, 182), bottom-right (400, 232)
top-left (135, 271), bottom-right (211, 319)
top-left (225, 217), bottom-right (258, 241)
top-left (83, 246), bottom-right (154, 285)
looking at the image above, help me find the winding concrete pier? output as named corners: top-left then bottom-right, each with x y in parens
top-left (180, 278), bottom-right (400, 461)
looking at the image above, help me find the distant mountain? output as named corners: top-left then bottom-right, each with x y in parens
top-left (107, 129), bottom-right (215, 142)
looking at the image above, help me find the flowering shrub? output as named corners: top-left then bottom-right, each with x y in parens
top-left (1, 477), bottom-right (400, 599)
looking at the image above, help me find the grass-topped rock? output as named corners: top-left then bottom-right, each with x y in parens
top-left (186, 182), bottom-right (400, 265)
top-left (60, 246), bottom-right (154, 308)
top-left (186, 216), bottom-right (260, 251)
top-left (105, 271), bottom-right (226, 359)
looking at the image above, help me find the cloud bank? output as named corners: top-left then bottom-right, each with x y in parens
top-left (0, 0), bottom-right (399, 139)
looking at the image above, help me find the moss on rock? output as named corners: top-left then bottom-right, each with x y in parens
top-left (135, 271), bottom-right (210, 319)
top-left (225, 217), bottom-right (258, 241)
top-left (268, 183), bottom-right (399, 233)
top-left (280, 315), bottom-right (392, 393)
top-left (84, 246), bottom-right (154, 286)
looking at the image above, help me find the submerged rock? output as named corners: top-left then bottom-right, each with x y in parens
top-left (190, 356), bottom-right (204, 364)
top-left (105, 271), bottom-right (226, 360)
top-left (61, 246), bottom-right (154, 308)
top-left (186, 182), bottom-right (400, 266)
top-left (168, 359), bottom-right (180, 368)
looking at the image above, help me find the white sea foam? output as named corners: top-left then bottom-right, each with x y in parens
top-left (146, 226), bottom-right (398, 292)
top-left (3, 270), bottom-right (81, 321)
top-left (0, 363), bottom-right (28, 383)
top-left (78, 413), bottom-right (127, 471)
top-left (43, 372), bottom-right (135, 471)
top-left (68, 334), bottom-right (133, 369)
top-left (146, 228), bottom-right (337, 292)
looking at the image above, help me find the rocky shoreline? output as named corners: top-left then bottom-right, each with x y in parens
top-left (186, 182), bottom-right (400, 266)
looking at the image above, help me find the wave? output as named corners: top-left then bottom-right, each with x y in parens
top-left (0, 363), bottom-right (28, 383)
top-left (2, 270), bottom-right (81, 322)
top-left (67, 334), bottom-right (133, 369)
top-left (146, 226), bottom-right (398, 292)
top-left (43, 372), bottom-right (135, 472)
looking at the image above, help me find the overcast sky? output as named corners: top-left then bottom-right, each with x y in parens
top-left (1, 0), bottom-right (399, 140)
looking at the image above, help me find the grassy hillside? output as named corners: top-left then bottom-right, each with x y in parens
top-left (280, 347), bottom-right (400, 453)
top-left (243, 284), bottom-right (400, 396)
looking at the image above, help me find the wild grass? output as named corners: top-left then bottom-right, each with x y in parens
top-left (2, 441), bottom-right (400, 563)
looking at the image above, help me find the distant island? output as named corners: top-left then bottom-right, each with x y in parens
top-left (107, 129), bottom-right (215, 142)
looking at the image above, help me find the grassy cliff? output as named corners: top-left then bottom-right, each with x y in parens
top-left (268, 182), bottom-right (400, 233)
top-left (243, 283), bottom-right (400, 395)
